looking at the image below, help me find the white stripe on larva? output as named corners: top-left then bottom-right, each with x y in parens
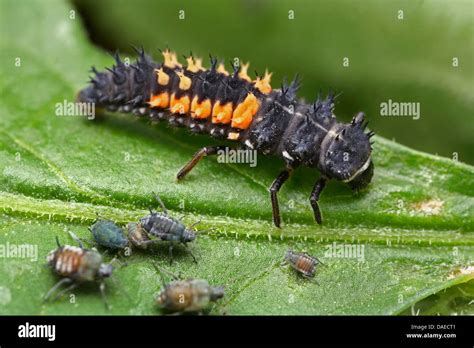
top-left (282, 150), bottom-right (294, 161)
top-left (64, 246), bottom-right (82, 253)
top-left (342, 156), bottom-right (372, 183)
top-left (67, 258), bottom-right (72, 273)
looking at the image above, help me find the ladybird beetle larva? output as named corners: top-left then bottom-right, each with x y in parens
top-left (78, 48), bottom-right (375, 227)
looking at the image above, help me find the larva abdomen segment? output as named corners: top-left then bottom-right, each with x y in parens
top-left (80, 48), bottom-right (274, 142)
top-left (149, 51), bottom-right (272, 138)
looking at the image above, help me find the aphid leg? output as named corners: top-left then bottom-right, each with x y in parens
top-left (176, 146), bottom-right (231, 180)
top-left (168, 244), bottom-right (174, 265)
top-left (152, 192), bottom-right (168, 214)
top-left (110, 256), bottom-right (126, 268)
top-left (99, 282), bottom-right (110, 310)
top-left (135, 239), bottom-right (161, 249)
top-left (43, 278), bottom-right (72, 302)
top-left (189, 220), bottom-right (201, 229)
top-left (183, 242), bottom-right (198, 263)
top-left (52, 282), bottom-right (79, 301)
top-left (309, 177), bottom-right (327, 225)
top-left (152, 262), bottom-right (180, 284)
top-left (313, 256), bottom-right (325, 266)
top-left (269, 168), bottom-right (293, 228)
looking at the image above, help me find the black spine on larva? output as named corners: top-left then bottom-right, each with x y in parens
top-left (78, 50), bottom-right (375, 189)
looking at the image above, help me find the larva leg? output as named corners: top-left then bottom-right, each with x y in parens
top-left (176, 146), bottom-right (232, 180)
top-left (309, 178), bottom-right (327, 225)
top-left (269, 169), bottom-right (293, 228)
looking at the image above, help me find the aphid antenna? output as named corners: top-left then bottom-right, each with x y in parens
top-left (55, 236), bottom-right (62, 248)
top-left (151, 192), bottom-right (168, 214)
top-left (314, 257), bottom-right (325, 266)
top-left (95, 213), bottom-right (118, 222)
top-left (189, 220), bottom-right (202, 229)
top-left (68, 231), bottom-right (84, 249)
top-left (182, 243), bottom-right (198, 264)
top-left (193, 227), bottom-right (215, 234)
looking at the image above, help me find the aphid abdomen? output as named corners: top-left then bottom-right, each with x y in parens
top-left (158, 281), bottom-right (194, 312)
top-left (47, 246), bottom-right (103, 281)
top-left (91, 219), bottom-right (128, 249)
top-left (149, 215), bottom-right (185, 241)
top-left (295, 256), bottom-right (316, 277)
top-left (156, 279), bottom-right (220, 312)
top-left (285, 250), bottom-right (318, 278)
top-left (126, 222), bottom-right (152, 249)
top-left (47, 246), bottom-right (83, 278)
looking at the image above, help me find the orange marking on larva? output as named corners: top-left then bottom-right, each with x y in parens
top-left (148, 93), bottom-right (170, 108)
top-left (231, 93), bottom-right (260, 129)
top-left (238, 62), bottom-right (251, 82)
top-left (162, 49), bottom-right (182, 69)
top-left (191, 96), bottom-right (212, 119)
top-left (170, 95), bottom-right (191, 114)
top-left (231, 110), bottom-right (253, 129)
top-left (194, 57), bottom-right (205, 71)
top-left (211, 101), bottom-right (233, 124)
top-left (185, 56), bottom-right (200, 73)
top-left (155, 68), bottom-right (170, 86)
top-left (176, 71), bottom-right (192, 90)
top-left (254, 69), bottom-right (272, 94)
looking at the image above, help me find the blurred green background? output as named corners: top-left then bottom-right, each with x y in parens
top-left (73, 0), bottom-right (473, 163)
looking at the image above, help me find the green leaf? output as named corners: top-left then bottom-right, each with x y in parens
top-left (0, 0), bottom-right (472, 315)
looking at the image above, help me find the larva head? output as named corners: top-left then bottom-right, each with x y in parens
top-left (319, 112), bottom-right (374, 191)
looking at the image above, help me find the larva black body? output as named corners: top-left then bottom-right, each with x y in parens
top-left (78, 48), bottom-right (375, 227)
